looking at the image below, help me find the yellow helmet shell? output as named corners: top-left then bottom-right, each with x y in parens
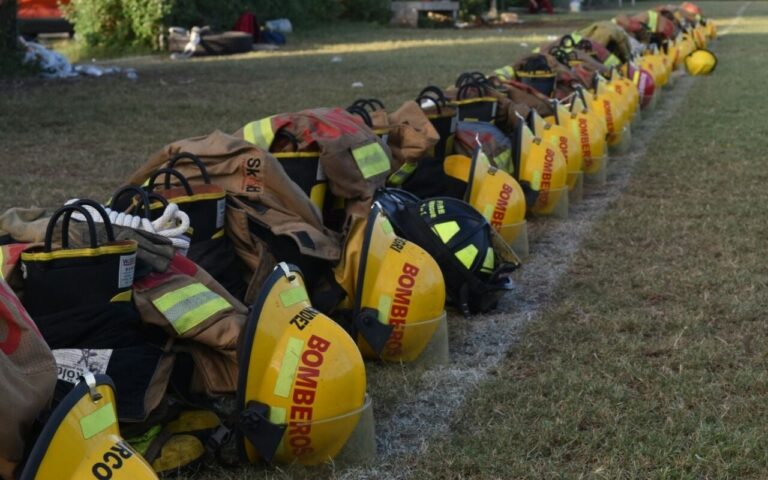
top-left (639, 54), bottom-right (666, 88)
top-left (539, 110), bottom-right (584, 191)
top-left (558, 101), bottom-right (607, 175)
top-left (693, 25), bottom-right (708, 49)
top-left (239, 264), bottom-right (367, 465)
top-left (590, 83), bottom-right (628, 144)
top-left (707, 21), bottom-right (717, 40)
top-left (349, 207), bottom-right (446, 361)
top-left (685, 49), bottom-right (718, 76)
top-left (443, 150), bottom-right (527, 244)
top-left (20, 374), bottom-right (158, 480)
top-left (517, 123), bottom-right (568, 216)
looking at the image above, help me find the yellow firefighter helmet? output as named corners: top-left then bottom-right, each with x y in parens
top-left (238, 263), bottom-right (370, 465)
top-left (706, 20), bottom-right (717, 40)
top-left (513, 117), bottom-right (569, 217)
top-left (20, 373), bottom-right (159, 480)
top-left (693, 24), bottom-right (708, 49)
top-left (605, 69), bottom-right (640, 118)
top-left (529, 109), bottom-right (584, 195)
top-left (588, 82), bottom-right (631, 152)
top-left (443, 148), bottom-right (529, 256)
top-left (334, 204), bottom-right (447, 362)
top-left (685, 49), bottom-right (718, 76)
top-left (561, 97), bottom-right (609, 183)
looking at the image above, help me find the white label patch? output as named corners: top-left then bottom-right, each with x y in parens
top-left (54, 349), bottom-right (113, 384)
top-left (216, 198), bottom-right (226, 229)
top-left (316, 162), bottom-right (327, 181)
top-left (118, 253), bottom-right (136, 288)
top-left (450, 114), bottom-right (458, 134)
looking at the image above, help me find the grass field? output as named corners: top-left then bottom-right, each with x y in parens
top-left (1, 2), bottom-right (763, 479)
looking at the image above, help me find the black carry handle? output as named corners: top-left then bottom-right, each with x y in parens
top-left (346, 105), bottom-right (374, 128)
top-left (416, 85), bottom-right (448, 106)
top-left (456, 81), bottom-right (488, 100)
top-left (65, 199), bottom-right (116, 244)
top-left (577, 38), bottom-right (594, 52)
top-left (560, 34), bottom-right (576, 49)
top-left (272, 129), bottom-right (301, 152)
top-left (146, 168), bottom-right (195, 196)
top-left (167, 152), bottom-right (212, 184)
top-left (44, 204), bottom-right (98, 252)
top-left (549, 46), bottom-right (572, 66)
top-left (110, 185), bottom-right (153, 219)
top-left (351, 98), bottom-right (385, 112)
top-left (455, 71), bottom-right (488, 88)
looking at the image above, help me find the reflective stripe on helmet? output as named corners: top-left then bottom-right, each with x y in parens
top-left (480, 248), bottom-right (494, 274)
top-left (80, 402), bottom-right (117, 439)
top-left (455, 243), bottom-right (478, 269)
top-left (243, 116), bottom-right (276, 149)
top-left (152, 283), bottom-right (231, 334)
top-left (280, 286), bottom-right (309, 308)
top-left (273, 337), bottom-right (305, 398)
top-left (432, 221), bottom-right (461, 244)
top-left (351, 143), bottom-right (391, 179)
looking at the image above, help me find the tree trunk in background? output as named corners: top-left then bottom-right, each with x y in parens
top-left (0, 0), bottom-right (19, 57)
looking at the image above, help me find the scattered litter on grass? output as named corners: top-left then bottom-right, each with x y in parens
top-left (520, 42), bottom-right (529, 47)
top-left (352, 81), bottom-right (364, 88)
top-left (331, 56), bottom-right (344, 63)
top-left (20, 38), bottom-right (138, 80)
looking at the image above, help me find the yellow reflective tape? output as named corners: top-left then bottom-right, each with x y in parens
top-left (153, 283), bottom-right (208, 312)
top-left (352, 143), bottom-right (391, 179)
top-left (455, 244), bottom-right (479, 269)
top-left (272, 152), bottom-right (320, 159)
top-left (269, 406), bottom-right (286, 425)
top-left (495, 149), bottom-right (512, 172)
top-left (274, 337), bottom-right (304, 398)
top-left (481, 247), bottom-right (495, 274)
top-left (531, 170), bottom-right (543, 191)
top-left (309, 183), bottom-right (327, 210)
top-left (110, 290), bottom-right (133, 303)
top-left (605, 54), bottom-right (621, 67)
top-left (648, 11), bottom-right (658, 32)
top-left (0, 248), bottom-right (4, 279)
top-left (493, 66), bottom-right (515, 79)
top-left (432, 221), bottom-right (460, 244)
top-left (80, 402), bottom-right (116, 439)
top-left (152, 283), bottom-right (231, 335)
top-left (242, 117), bottom-right (275, 149)
top-left (380, 217), bottom-right (394, 236)
top-left (172, 296), bottom-right (230, 334)
top-left (280, 286), bottom-right (308, 308)
top-left (377, 295), bottom-right (392, 325)
top-left (483, 204), bottom-right (493, 222)
top-left (388, 162), bottom-right (417, 186)
top-left (21, 243), bottom-right (136, 262)
top-left (212, 229), bottom-right (225, 240)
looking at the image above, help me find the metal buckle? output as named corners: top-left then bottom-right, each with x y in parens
top-left (80, 372), bottom-right (102, 402)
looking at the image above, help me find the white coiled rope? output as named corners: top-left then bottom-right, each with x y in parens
top-left (65, 199), bottom-right (191, 251)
